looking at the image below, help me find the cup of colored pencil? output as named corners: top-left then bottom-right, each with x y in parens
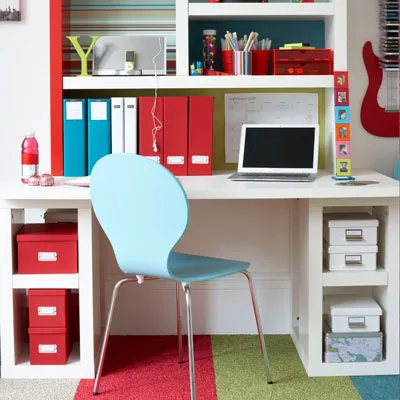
top-left (220, 32), bottom-right (272, 75)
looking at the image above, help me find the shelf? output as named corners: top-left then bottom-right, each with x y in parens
top-left (322, 269), bottom-right (388, 287)
top-left (13, 274), bottom-right (79, 289)
top-left (63, 75), bottom-right (334, 90)
top-left (188, 2), bottom-right (335, 20)
top-left (2, 343), bottom-right (82, 379)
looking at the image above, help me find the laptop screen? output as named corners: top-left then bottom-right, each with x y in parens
top-left (242, 126), bottom-right (316, 169)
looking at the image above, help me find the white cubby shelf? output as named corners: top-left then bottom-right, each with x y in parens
top-left (188, 2), bottom-right (335, 21)
top-left (63, 75), bottom-right (334, 90)
top-left (13, 273), bottom-right (79, 289)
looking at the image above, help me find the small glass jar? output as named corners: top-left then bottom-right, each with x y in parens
top-left (202, 29), bottom-right (217, 70)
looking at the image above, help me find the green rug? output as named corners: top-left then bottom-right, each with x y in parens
top-left (212, 335), bottom-right (361, 400)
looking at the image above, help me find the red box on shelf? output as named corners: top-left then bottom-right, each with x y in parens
top-left (28, 326), bottom-right (71, 365)
top-left (28, 289), bottom-right (71, 328)
top-left (16, 222), bottom-right (78, 274)
top-left (272, 49), bottom-right (333, 75)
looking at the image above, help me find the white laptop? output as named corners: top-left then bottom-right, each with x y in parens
top-left (228, 123), bottom-right (320, 182)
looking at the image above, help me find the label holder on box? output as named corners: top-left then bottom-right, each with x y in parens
top-left (348, 317), bottom-right (366, 329)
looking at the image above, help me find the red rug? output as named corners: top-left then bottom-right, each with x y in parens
top-left (74, 335), bottom-right (217, 400)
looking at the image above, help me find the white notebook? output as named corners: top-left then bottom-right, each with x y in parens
top-left (111, 97), bottom-right (125, 153)
top-left (64, 176), bottom-right (90, 187)
top-left (124, 97), bottom-right (137, 154)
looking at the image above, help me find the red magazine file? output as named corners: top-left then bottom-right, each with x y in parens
top-left (138, 97), bottom-right (164, 165)
top-left (164, 97), bottom-right (188, 176)
top-left (188, 96), bottom-right (214, 176)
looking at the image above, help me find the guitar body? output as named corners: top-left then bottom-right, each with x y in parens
top-left (361, 41), bottom-right (399, 138)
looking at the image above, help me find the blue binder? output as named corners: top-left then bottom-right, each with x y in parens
top-left (63, 99), bottom-right (87, 177)
top-left (88, 99), bottom-right (111, 174)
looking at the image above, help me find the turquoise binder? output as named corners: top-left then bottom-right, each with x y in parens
top-left (63, 99), bottom-right (87, 177)
top-left (88, 99), bottom-right (111, 174)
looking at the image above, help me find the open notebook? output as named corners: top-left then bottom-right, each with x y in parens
top-left (64, 176), bottom-right (90, 187)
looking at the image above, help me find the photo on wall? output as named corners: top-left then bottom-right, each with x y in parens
top-left (336, 141), bottom-right (351, 158)
top-left (335, 106), bottom-right (350, 124)
top-left (0, 0), bottom-right (20, 21)
top-left (334, 71), bottom-right (349, 88)
top-left (336, 158), bottom-right (352, 177)
top-left (335, 124), bottom-right (351, 141)
top-left (335, 88), bottom-right (349, 106)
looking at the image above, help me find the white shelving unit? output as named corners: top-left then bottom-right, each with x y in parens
top-left (322, 269), bottom-right (388, 287)
top-left (63, 75), bottom-right (334, 90)
top-left (3, 0), bottom-right (398, 381)
top-left (13, 274), bottom-right (79, 289)
top-left (0, 207), bottom-right (102, 380)
top-left (291, 198), bottom-right (399, 377)
top-left (188, 2), bottom-right (335, 20)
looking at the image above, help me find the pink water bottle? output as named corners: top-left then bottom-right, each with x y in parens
top-left (21, 132), bottom-right (39, 183)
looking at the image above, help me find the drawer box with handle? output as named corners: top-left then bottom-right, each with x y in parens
top-left (323, 319), bottom-right (383, 363)
top-left (28, 327), bottom-right (72, 365)
top-left (16, 222), bottom-right (78, 274)
top-left (28, 289), bottom-right (71, 328)
top-left (323, 244), bottom-right (378, 271)
top-left (323, 213), bottom-right (379, 246)
top-left (324, 295), bottom-right (382, 333)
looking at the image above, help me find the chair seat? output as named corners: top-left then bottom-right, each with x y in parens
top-left (167, 252), bottom-right (249, 282)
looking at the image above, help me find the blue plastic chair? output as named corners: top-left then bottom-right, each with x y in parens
top-left (394, 157), bottom-right (400, 181)
top-left (90, 154), bottom-right (272, 399)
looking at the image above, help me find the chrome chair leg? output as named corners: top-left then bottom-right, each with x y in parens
top-left (93, 276), bottom-right (157, 395)
top-left (241, 270), bottom-right (273, 384)
top-left (182, 282), bottom-right (196, 400)
top-left (176, 281), bottom-right (183, 363)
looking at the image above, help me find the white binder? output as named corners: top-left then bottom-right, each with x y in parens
top-left (111, 98), bottom-right (124, 153)
top-left (124, 97), bottom-right (138, 154)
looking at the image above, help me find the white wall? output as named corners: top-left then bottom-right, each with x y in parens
top-left (0, 0), bottom-right (51, 182)
top-left (0, 1), bottom-right (397, 335)
top-left (348, 0), bottom-right (399, 177)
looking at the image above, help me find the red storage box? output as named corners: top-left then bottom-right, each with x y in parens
top-left (28, 326), bottom-right (71, 365)
top-left (17, 222), bottom-right (78, 274)
top-left (274, 62), bottom-right (332, 75)
top-left (272, 49), bottom-right (333, 75)
top-left (28, 289), bottom-right (71, 328)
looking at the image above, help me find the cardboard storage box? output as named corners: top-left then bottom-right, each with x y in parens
top-left (323, 213), bottom-right (379, 246)
top-left (324, 244), bottom-right (378, 271)
top-left (28, 327), bottom-right (71, 365)
top-left (17, 222), bottom-right (78, 274)
top-left (324, 320), bottom-right (383, 363)
top-left (324, 295), bottom-right (382, 333)
top-left (28, 289), bottom-right (71, 328)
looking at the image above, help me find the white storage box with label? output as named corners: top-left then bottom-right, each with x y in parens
top-left (323, 213), bottom-right (379, 246)
top-left (324, 295), bottom-right (382, 333)
top-left (324, 244), bottom-right (378, 271)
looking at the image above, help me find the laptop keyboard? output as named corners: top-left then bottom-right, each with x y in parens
top-left (228, 172), bottom-right (313, 181)
top-left (238, 173), bottom-right (310, 178)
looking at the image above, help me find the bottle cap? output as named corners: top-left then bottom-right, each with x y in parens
top-left (25, 131), bottom-right (35, 137)
top-left (203, 30), bottom-right (216, 35)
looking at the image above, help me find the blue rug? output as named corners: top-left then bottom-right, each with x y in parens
top-left (351, 376), bottom-right (400, 400)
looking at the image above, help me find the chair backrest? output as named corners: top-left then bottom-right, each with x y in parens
top-left (394, 157), bottom-right (400, 181)
top-left (90, 154), bottom-right (189, 279)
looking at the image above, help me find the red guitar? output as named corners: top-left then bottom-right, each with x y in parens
top-left (361, 41), bottom-right (399, 138)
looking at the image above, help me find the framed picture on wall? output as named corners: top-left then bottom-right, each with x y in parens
top-left (336, 158), bottom-right (352, 177)
top-left (0, 0), bottom-right (21, 21)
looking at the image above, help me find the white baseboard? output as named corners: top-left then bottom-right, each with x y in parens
top-left (104, 272), bottom-right (292, 335)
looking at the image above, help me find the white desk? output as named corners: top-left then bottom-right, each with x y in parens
top-left (0, 170), bottom-right (399, 379)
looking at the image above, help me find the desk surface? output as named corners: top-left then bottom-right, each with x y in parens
top-left (0, 170), bottom-right (398, 201)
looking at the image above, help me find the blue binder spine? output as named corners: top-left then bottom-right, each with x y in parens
top-left (63, 98), bottom-right (87, 177)
top-left (88, 98), bottom-right (111, 174)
